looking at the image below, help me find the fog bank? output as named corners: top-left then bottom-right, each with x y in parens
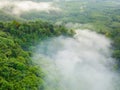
top-left (33, 29), bottom-right (119, 90)
top-left (0, 0), bottom-right (60, 15)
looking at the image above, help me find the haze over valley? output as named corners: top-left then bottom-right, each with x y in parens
top-left (0, 0), bottom-right (120, 90)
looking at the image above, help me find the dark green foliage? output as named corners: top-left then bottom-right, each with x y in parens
top-left (0, 30), bottom-right (44, 90)
top-left (2, 20), bottom-right (73, 50)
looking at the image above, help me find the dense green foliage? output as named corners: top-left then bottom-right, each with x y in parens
top-left (0, 20), bottom-right (73, 90)
top-left (0, 28), bottom-right (44, 90)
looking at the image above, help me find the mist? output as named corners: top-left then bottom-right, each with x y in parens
top-left (33, 29), bottom-right (120, 90)
top-left (0, 0), bottom-right (60, 15)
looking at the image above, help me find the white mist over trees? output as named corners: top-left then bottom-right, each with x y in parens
top-left (0, 0), bottom-right (120, 90)
top-left (33, 30), bottom-right (120, 90)
top-left (0, 0), bottom-right (60, 15)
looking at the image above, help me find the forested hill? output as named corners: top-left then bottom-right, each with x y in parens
top-left (0, 20), bottom-right (73, 90)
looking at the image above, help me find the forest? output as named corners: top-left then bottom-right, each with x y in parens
top-left (0, 20), bottom-right (74, 89)
top-left (0, 0), bottom-right (120, 90)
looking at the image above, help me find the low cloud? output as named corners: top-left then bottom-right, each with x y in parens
top-left (0, 0), bottom-right (61, 15)
top-left (33, 29), bottom-right (119, 90)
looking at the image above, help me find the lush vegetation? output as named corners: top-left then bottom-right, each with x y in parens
top-left (0, 20), bottom-right (73, 90)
